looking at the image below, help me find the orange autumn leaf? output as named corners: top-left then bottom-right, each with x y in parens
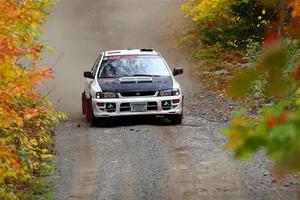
top-left (290, 0), bottom-right (300, 17)
top-left (267, 115), bottom-right (277, 130)
top-left (0, 1), bottom-right (66, 198)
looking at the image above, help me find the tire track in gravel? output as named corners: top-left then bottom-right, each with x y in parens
top-left (90, 128), bottom-right (136, 200)
top-left (53, 123), bottom-right (100, 199)
top-left (118, 126), bottom-right (178, 200)
top-left (157, 126), bottom-right (197, 200)
top-left (66, 127), bottom-right (104, 199)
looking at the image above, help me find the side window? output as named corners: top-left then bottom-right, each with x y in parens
top-left (91, 54), bottom-right (102, 76)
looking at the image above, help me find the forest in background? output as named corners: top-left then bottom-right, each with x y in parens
top-left (181, 0), bottom-right (300, 176)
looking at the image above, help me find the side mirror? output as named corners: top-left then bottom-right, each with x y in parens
top-left (84, 71), bottom-right (94, 79)
top-left (172, 68), bottom-right (183, 76)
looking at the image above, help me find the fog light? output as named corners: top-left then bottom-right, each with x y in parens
top-left (96, 103), bottom-right (105, 107)
top-left (172, 99), bottom-right (180, 104)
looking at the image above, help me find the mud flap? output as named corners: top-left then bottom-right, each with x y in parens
top-left (85, 98), bottom-right (93, 122)
top-left (82, 92), bottom-right (86, 115)
top-left (181, 95), bottom-right (184, 119)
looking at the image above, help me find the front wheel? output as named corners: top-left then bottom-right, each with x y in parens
top-left (169, 114), bottom-right (182, 125)
top-left (85, 98), bottom-right (98, 127)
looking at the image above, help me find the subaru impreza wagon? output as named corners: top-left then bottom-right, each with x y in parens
top-left (82, 49), bottom-right (184, 126)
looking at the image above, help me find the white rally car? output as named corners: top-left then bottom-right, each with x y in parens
top-left (82, 49), bottom-right (184, 126)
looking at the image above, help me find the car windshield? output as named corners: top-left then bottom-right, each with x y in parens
top-left (98, 55), bottom-right (171, 78)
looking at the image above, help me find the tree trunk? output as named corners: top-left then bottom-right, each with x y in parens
top-left (278, 0), bottom-right (286, 38)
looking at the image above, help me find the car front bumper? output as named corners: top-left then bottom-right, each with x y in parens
top-left (92, 95), bottom-right (183, 117)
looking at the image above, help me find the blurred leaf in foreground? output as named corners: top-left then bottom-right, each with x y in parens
top-left (227, 69), bottom-right (257, 98)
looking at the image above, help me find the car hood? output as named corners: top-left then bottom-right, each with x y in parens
top-left (97, 76), bottom-right (173, 92)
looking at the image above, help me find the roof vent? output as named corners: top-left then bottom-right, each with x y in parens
top-left (107, 51), bottom-right (121, 54)
top-left (140, 48), bottom-right (153, 52)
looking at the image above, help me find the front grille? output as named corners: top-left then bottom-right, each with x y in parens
top-left (120, 103), bottom-right (130, 112)
top-left (147, 102), bottom-right (158, 111)
top-left (120, 91), bottom-right (156, 97)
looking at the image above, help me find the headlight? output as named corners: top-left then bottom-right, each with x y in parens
top-left (158, 89), bottom-right (180, 96)
top-left (95, 92), bottom-right (118, 99)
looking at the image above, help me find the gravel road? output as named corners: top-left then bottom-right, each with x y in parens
top-left (43, 0), bottom-right (299, 199)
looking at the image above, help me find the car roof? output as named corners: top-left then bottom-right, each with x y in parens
top-left (104, 49), bottom-right (159, 56)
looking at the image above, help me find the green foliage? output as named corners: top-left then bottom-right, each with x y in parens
top-left (246, 41), bottom-right (262, 69)
top-left (225, 39), bottom-right (300, 175)
top-left (221, 0), bottom-right (300, 177)
top-left (224, 101), bottom-right (300, 173)
top-left (228, 69), bottom-right (257, 97)
top-left (182, 0), bottom-right (300, 178)
top-left (228, 39), bottom-right (300, 98)
top-left (182, 0), bottom-right (276, 49)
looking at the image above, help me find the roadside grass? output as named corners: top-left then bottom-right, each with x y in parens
top-left (21, 164), bottom-right (54, 200)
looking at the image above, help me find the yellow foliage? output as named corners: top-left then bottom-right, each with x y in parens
top-left (181, 0), bottom-right (247, 23)
top-left (0, 0), bottom-right (67, 198)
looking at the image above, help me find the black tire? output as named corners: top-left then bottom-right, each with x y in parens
top-left (169, 114), bottom-right (182, 125)
top-left (82, 92), bottom-right (86, 115)
top-left (90, 113), bottom-right (98, 127)
top-left (85, 98), bottom-right (97, 126)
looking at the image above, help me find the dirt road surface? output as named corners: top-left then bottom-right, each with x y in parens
top-left (43, 0), bottom-right (299, 199)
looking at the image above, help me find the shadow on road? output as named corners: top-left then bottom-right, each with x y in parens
top-left (92, 116), bottom-right (175, 128)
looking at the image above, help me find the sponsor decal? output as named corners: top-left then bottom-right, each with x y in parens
top-left (104, 55), bottom-right (159, 60)
top-left (101, 79), bottom-right (115, 84)
top-left (105, 56), bottom-right (138, 60)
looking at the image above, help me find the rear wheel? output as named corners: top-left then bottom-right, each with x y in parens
top-left (169, 114), bottom-right (182, 125)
